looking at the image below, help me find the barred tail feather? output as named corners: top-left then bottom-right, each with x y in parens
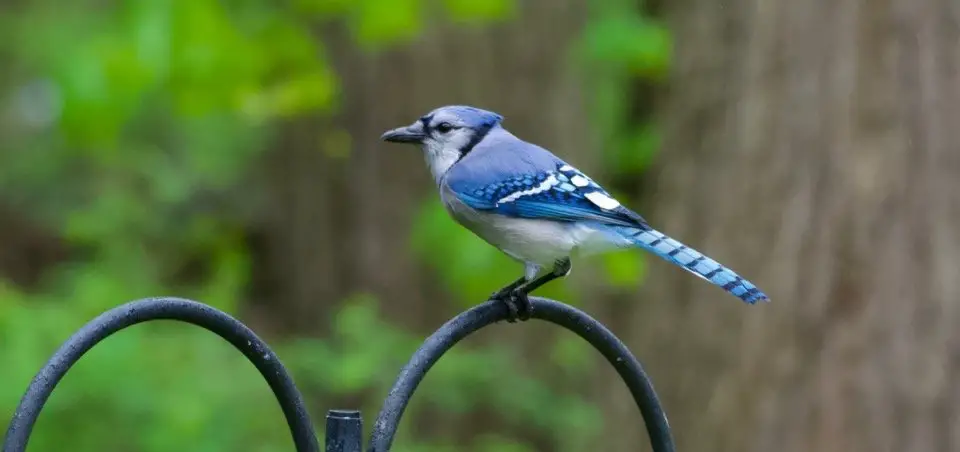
top-left (620, 226), bottom-right (769, 304)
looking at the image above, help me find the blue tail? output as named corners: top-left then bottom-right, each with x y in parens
top-left (619, 226), bottom-right (769, 304)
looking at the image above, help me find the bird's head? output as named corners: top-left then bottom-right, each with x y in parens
top-left (381, 105), bottom-right (503, 181)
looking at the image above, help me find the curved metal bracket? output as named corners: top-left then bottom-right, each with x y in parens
top-left (368, 297), bottom-right (675, 452)
top-left (1, 297), bottom-right (319, 452)
top-left (4, 296), bottom-right (672, 451)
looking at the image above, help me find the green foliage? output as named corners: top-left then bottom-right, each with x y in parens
top-left (294, 0), bottom-right (515, 49)
top-left (0, 287), bottom-right (294, 452)
top-left (577, 0), bottom-right (669, 174)
top-left (443, 0), bottom-right (517, 24)
top-left (0, 0), bottom-right (669, 449)
top-left (597, 251), bottom-right (642, 288)
top-left (581, 14), bottom-right (671, 79)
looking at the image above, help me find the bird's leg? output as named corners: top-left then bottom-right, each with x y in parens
top-left (507, 258), bottom-right (572, 321)
top-left (489, 277), bottom-right (527, 301)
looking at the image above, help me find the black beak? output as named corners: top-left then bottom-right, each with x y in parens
top-left (381, 122), bottom-right (426, 144)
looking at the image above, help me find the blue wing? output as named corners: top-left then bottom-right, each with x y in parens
top-left (450, 161), bottom-right (647, 228)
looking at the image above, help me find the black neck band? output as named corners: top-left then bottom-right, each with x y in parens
top-left (457, 123), bottom-right (495, 161)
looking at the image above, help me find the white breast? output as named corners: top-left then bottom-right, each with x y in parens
top-left (438, 185), bottom-right (627, 267)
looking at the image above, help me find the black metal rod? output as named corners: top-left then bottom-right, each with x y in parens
top-left (325, 410), bottom-right (363, 452)
top-left (2, 297), bottom-right (319, 452)
top-left (367, 297), bottom-right (675, 452)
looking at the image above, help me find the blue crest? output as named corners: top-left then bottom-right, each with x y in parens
top-left (426, 105), bottom-right (503, 129)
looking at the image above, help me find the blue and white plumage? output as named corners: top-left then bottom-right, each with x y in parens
top-left (382, 106), bottom-right (768, 319)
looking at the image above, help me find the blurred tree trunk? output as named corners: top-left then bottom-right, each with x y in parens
top-left (603, 0), bottom-right (960, 450)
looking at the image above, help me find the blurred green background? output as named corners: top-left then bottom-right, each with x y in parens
top-left (2, 0), bottom-right (957, 450)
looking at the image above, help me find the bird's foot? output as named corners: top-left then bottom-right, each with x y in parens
top-left (492, 289), bottom-right (532, 323)
top-left (511, 290), bottom-right (532, 321)
top-left (499, 296), bottom-right (520, 323)
top-left (497, 290), bottom-right (531, 322)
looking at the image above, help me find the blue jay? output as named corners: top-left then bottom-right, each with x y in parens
top-left (382, 105), bottom-right (768, 321)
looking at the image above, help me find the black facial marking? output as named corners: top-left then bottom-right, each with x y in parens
top-left (457, 121), bottom-right (495, 161)
top-left (419, 115), bottom-right (432, 131)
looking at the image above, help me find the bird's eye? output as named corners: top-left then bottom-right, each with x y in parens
top-left (435, 122), bottom-right (454, 133)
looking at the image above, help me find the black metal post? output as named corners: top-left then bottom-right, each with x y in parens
top-left (367, 296), bottom-right (675, 452)
top-left (325, 410), bottom-right (363, 452)
top-left (2, 297), bottom-right (319, 452)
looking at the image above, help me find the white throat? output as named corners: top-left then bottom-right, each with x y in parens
top-left (421, 128), bottom-right (474, 184)
top-left (424, 144), bottom-right (461, 184)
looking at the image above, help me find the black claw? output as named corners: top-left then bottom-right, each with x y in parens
top-left (500, 296), bottom-right (520, 323)
top-left (490, 288), bottom-right (518, 322)
top-left (490, 276), bottom-right (537, 323)
top-left (510, 290), bottom-right (532, 322)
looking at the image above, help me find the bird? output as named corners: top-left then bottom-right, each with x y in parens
top-left (381, 105), bottom-right (768, 322)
